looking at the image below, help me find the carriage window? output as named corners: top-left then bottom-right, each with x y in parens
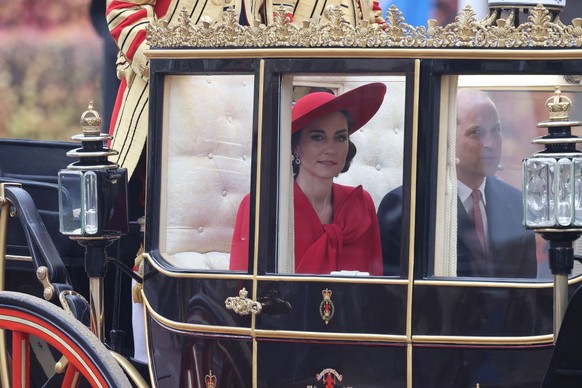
top-left (158, 74), bottom-right (253, 271)
top-left (276, 74), bottom-right (407, 276)
top-left (433, 74), bottom-right (582, 280)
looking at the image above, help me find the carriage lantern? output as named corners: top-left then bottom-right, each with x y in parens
top-left (523, 88), bottom-right (582, 339)
top-left (57, 102), bottom-right (128, 340)
top-left (58, 102), bottom-right (128, 238)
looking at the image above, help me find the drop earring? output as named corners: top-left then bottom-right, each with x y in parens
top-left (294, 154), bottom-right (301, 165)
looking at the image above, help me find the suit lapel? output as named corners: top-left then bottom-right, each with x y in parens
top-left (484, 177), bottom-right (515, 258)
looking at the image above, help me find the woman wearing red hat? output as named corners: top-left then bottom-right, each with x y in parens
top-left (230, 83), bottom-right (386, 275)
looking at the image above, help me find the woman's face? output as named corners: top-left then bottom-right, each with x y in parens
top-left (294, 111), bottom-right (349, 181)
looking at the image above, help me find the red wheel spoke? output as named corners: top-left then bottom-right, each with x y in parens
top-left (62, 362), bottom-right (81, 388)
top-left (12, 331), bottom-right (30, 388)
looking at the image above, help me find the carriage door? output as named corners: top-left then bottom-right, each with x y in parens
top-left (247, 58), bottom-right (417, 387)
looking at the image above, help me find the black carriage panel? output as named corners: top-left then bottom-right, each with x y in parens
top-left (412, 284), bottom-right (553, 336)
top-left (256, 339), bottom-right (407, 387)
top-left (147, 314), bottom-right (252, 387)
top-left (143, 275), bottom-right (253, 327)
top-left (412, 344), bottom-right (553, 388)
top-left (254, 280), bottom-right (407, 334)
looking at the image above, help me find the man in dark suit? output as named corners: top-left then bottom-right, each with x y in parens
top-left (378, 89), bottom-right (537, 277)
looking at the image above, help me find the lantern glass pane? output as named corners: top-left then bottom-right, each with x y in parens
top-left (574, 158), bottom-right (582, 226)
top-left (58, 170), bottom-right (84, 235)
top-left (556, 158), bottom-right (573, 226)
top-left (523, 158), bottom-right (555, 227)
top-left (83, 171), bottom-right (99, 235)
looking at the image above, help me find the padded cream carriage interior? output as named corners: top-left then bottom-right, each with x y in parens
top-left (159, 75), bottom-right (406, 271)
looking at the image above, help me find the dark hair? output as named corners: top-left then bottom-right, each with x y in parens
top-left (291, 130), bottom-right (357, 177)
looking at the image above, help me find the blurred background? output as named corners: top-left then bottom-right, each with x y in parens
top-left (0, 0), bottom-right (116, 140)
top-left (1, 0), bottom-right (582, 141)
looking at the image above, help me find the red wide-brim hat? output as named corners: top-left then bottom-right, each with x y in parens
top-left (292, 82), bottom-right (387, 134)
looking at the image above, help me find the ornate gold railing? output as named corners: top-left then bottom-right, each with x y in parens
top-left (147, 5), bottom-right (582, 49)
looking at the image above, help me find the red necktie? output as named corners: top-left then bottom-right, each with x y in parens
top-left (471, 189), bottom-right (487, 255)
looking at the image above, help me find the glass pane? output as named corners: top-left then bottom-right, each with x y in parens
top-left (159, 74), bottom-right (254, 271)
top-left (83, 171), bottom-right (99, 235)
top-left (574, 158), bottom-right (582, 226)
top-left (523, 158), bottom-right (554, 228)
top-left (556, 158), bottom-right (573, 226)
top-left (58, 170), bottom-right (84, 235)
top-left (437, 75), bottom-right (582, 280)
top-left (276, 74), bottom-right (407, 276)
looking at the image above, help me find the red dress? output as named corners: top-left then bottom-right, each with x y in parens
top-left (230, 182), bottom-right (383, 275)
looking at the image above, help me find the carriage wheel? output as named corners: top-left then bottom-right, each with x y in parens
top-left (0, 291), bottom-right (130, 387)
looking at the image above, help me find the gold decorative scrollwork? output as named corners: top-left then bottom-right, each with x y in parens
top-left (225, 288), bottom-right (263, 316)
top-left (384, 6), bottom-right (427, 47)
top-left (146, 4), bottom-right (582, 49)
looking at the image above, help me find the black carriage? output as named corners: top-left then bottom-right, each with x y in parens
top-left (2, 2), bottom-right (582, 387)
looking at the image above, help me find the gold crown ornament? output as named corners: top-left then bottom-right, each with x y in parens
top-left (205, 370), bottom-right (217, 388)
top-left (79, 101), bottom-right (102, 136)
top-left (545, 88), bottom-right (572, 121)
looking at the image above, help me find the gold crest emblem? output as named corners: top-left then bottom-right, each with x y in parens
top-left (319, 288), bottom-right (335, 324)
top-left (305, 368), bottom-right (352, 387)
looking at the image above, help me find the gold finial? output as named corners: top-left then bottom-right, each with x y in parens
top-left (205, 370), bottom-right (217, 388)
top-left (546, 87), bottom-right (572, 121)
top-left (80, 101), bottom-right (102, 136)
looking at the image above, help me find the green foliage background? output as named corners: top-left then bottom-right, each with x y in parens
top-left (0, 0), bottom-right (104, 141)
